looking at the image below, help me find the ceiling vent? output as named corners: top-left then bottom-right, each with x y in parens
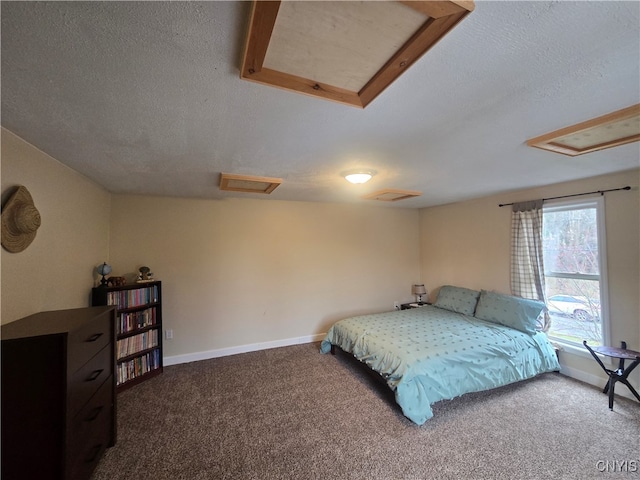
top-left (527, 104), bottom-right (640, 156)
top-left (241, 1), bottom-right (474, 108)
top-left (363, 189), bottom-right (422, 202)
top-left (219, 173), bottom-right (282, 194)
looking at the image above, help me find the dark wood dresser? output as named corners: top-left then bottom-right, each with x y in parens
top-left (1, 306), bottom-right (117, 480)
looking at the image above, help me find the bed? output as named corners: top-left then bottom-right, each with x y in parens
top-left (320, 286), bottom-right (560, 425)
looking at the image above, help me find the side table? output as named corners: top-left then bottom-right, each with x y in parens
top-left (583, 340), bottom-right (640, 410)
top-left (401, 302), bottom-right (431, 310)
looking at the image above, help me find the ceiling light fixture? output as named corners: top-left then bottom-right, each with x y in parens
top-left (343, 170), bottom-right (376, 184)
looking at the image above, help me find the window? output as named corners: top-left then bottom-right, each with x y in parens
top-left (543, 197), bottom-right (608, 346)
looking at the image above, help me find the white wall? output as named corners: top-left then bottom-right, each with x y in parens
top-left (1, 128), bottom-right (111, 323)
top-left (109, 195), bottom-right (421, 361)
top-left (419, 168), bottom-right (640, 394)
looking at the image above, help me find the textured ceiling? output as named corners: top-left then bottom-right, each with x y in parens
top-left (1, 1), bottom-right (639, 208)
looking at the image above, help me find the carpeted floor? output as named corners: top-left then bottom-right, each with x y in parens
top-left (91, 342), bottom-right (640, 480)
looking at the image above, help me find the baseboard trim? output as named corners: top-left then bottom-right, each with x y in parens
top-left (559, 364), bottom-right (637, 402)
top-left (163, 333), bottom-right (327, 366)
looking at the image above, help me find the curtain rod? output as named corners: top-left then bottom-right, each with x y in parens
top-left (498, 186), bottom-right (631, 207)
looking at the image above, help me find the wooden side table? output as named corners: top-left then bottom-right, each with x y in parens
top-left (583, 340), bottom-right (640, 410)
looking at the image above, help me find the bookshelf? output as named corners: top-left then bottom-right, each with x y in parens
top-left (92, 281), bottom-right (163, 392)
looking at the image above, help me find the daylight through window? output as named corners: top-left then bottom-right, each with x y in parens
top-left (543, 197), bottom-right (607, 347)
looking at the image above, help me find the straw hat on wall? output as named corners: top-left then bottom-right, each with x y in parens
top-left (1, 185), bottom-right (41, 253)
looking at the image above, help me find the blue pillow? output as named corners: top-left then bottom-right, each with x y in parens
top-left (433, 285), bottom-right (481, 316)
top-left (474, 290), bottom-right (544, 334)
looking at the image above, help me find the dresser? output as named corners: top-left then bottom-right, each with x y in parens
top-left (1, 306), bottom-right (117, 480)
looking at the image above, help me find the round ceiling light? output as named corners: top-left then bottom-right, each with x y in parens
top-left (343, 170), bottom-right (376, 184)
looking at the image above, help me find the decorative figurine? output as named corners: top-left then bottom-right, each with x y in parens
top-left (107, 276), bottom-right (126, 287)
top-left (137, 266), bottom-right (154, 282)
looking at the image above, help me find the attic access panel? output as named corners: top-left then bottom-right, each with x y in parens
top-left (527, 104), bottom-right (640, 156)
top-left (241, 1), bottom-right (474, 108)
top-left (363, 188), bottom-right (422, 202)
top-left (219, 173), bottom-right (282, 194)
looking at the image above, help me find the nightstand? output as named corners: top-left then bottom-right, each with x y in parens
top-left (400, 302), bottom-right (431, 310)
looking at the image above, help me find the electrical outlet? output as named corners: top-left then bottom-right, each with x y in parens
top-left (394, 301), bottom-right (400, 310)
top-left (165, 329), bottom-right (173, 340)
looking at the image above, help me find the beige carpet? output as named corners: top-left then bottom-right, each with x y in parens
top-left (91, 342), bottom-right (640, 480)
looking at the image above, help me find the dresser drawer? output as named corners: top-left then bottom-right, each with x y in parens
top-left (68, 411), bottom-right (111, 480)
top-left (68, 344), bottom-right (112, 416)
top-left (68, 312), bottom-right (111, 374)
top-left (68, 375), bottom-right (113, 462)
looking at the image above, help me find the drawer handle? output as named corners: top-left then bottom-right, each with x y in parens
top-left (84, 405), bottom-right (104, 422)
top-left (85, 444), bottom-right (103, 463)
top-left (86, 332), bottom-right (103, 342)
top-left (86, 369), bottom-right (104, 382)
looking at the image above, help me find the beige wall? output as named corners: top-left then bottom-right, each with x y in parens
top-left (1, 128), bottom-right (111, 323)
top-left (109, 195), bottom-right (421, 359)
top-left (3, 128), bottom-right (637, 394)
top-left (419, 169), bottom-right (640, 392)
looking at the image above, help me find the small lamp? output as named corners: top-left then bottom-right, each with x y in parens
top-left (412, 284), bottom-right (427, 303)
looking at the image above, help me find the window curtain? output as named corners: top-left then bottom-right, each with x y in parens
top-left (510, 200), bottom-right (550, 331)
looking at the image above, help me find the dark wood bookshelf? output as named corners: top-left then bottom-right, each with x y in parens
top-left (113, 366), bottom-right (163, 391)
top-left (118, 346), bottom-right (161, 363)
top-left (116, 301), bottom-right (160, 314)
top-left (92, 280), bottom-right (163, 392)
top-left (118, 323), bottom-right (158, 339)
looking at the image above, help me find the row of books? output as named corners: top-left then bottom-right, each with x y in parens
top-left (117, 307), bottom-right (157, 335)
top-left (107, 285), bottom-right (159, 310)
top-left (117, 330), bottom-right (159, 359)
top-left (117, 349), bottom-right (161, 386)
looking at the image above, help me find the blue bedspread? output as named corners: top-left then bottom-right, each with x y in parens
top-left (320, 305), bottom-right (560, 425)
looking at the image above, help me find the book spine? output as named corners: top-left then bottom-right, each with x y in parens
top-left (116, 349), bottom-right (162, 386)
top-left (116, 330), bottom-right (159, 360)
top-left (116, 307), bottom-right (156, 335)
